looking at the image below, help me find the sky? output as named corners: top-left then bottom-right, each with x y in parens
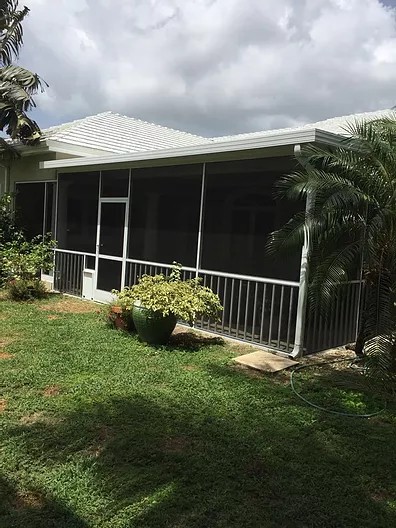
top-left (17, 0), bottom-right (396, 137)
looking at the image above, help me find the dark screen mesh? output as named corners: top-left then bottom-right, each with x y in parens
top-left (57, 172), bottom-right (99, 253)
top-left (128, 164), bottom-right (202, 266)
top-left (15, 182), bottom-right (45, 240)
top-left (202, 158), bottom-right (300, 280)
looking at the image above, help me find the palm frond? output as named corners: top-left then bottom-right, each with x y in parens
top-left (0, 66), bottom-right (47, 143)
top-left (0, 134), bottom-right (19, 157)
top-left (309, 240), bottom-right (362, 316)
top-left (0, 1), bottom-right (29, 65)
top-left (0, 103), bottom-right (41, 143)
top-left (0, 4), bottom-right (46, 144)
top-left (270, 115), bottom-right (396, 387)
top-left (266, 211), bottom-right (306, 256)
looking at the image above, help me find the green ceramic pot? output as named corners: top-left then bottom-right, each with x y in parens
top-left (132, 304), bottom-right (177, 345)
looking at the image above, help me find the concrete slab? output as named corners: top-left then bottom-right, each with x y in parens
top-left (233, 350), bottom-right (298, 373)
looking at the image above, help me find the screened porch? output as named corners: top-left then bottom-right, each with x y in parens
top-left (14, 156), bottom-right (361, 355)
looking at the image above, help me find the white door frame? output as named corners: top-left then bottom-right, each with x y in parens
top-left (94, 197), bottom-right (128, 303)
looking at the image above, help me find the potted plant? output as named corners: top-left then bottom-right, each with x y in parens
top-left (115, 264), bottom-right (223, 345)
top-left (106, 294), bottom-right (136, 332)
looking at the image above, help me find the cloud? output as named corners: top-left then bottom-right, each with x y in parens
top-left (19, 0), bottom-right (396, 136)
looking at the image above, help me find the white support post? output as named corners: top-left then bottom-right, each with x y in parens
top-left (54, 171), bottom-right (59, 241)
top-left (120, 169), bottom-right (132, 290)
top-left (195, 163), bottom-right (206, 278)
top-left (291, 145), bottom-right (313, 358)
top-left (94, 172), bottom-right (102, 292)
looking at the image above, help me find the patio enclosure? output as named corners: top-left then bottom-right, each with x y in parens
top-left (14, 156), bottom-right (361, 355)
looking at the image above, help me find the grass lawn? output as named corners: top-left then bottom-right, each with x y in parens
top-left (0, 295), bottom-right (395, 527)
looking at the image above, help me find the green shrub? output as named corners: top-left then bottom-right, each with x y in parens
top-left (0, 193), bottom-right (21, 246)
top-left (7, 278), bottom-right (48, 301)
top-left (0, 234), bottom-right (56, 283)
top-left (113, 263), bottom-right (223, 325)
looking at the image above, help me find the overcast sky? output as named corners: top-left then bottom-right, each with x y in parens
top-left (19, 0), bottom-right (396, 137)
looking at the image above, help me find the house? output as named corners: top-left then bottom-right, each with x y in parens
top-left (1, 108), bottom-right (392, 357)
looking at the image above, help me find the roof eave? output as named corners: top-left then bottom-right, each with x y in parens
top-left (39, 128), bottom-right (344, 170)
top-left (9, 138), bottom-right (113, 158)
top-left (46, 139), bottom-right (117, 157)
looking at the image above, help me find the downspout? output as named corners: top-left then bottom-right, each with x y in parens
top-left (290, 144), bottom-right (313, 358)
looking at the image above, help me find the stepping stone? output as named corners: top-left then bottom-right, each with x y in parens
top-left (234, 350), bottom-right (298, 373)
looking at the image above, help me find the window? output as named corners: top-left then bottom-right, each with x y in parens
top-left (57, 172), bottom-right (100, 253)
top-left (15, 181), bottom-right (56, 240)
top-left (128, 164), bottom-right (202, 266)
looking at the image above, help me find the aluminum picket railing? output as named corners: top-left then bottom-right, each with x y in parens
top-left (195, 270), bottom-right (299, 352)
top-left (304, 280), bottom-right (362, 353)
top-left (54, 249), bottom-right (94, 297)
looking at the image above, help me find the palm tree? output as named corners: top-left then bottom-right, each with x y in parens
top-left (268, 115), bottom-right (396, 386)
top-left (0, 0), bottom-right (46, 149)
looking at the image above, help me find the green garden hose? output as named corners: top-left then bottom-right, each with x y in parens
top-left (290, 358), bottom-right (385, 418)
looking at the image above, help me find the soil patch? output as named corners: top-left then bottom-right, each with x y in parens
top-left (19, 412), bottom-right (60, 426)
top-left (182, 365), bottom-right (200, 372)
top-left (42, 385), bottom-right (61, 397)
top-left (301, 347), bottom-right (356, 368)
top-left (39, 298), bottom-right (98, 314)
top-left (13, 490), bottom-right (45, 510)
top-left (0, 399), bottom-right (7, 413)
top-left (371, 489), bottom-right (396, 503)
top-left (163, 435), bottom-right (191, 454)
top-left (20, 412), bottom-right (45, 425)
top-left (170, 329), bottom-right (224, 351)
top-left (0, 352), bottom-right (13, 360)
top-left (0, 337), bottom-right (14, 348)
top-left (85, 425), bottom-right (113, 458)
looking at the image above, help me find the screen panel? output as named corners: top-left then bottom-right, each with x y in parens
top-left (97, 258), bottom-right (122, 292)
top-left (101, 169), bottom-right (129, 198)
top-left (128, 164), bottom-right (202, 266)
top-left (57, 172), bottom-right (100, 253)
top-left (99, 202), bottom-right (126, 257)
top-left (202, 157), bottom-right (300, 280)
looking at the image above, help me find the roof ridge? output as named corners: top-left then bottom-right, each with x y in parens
top-left (43, 111), bottom-right (113, 133)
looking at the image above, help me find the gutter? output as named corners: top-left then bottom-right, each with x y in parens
top-left (39, 128), bottom-right (343, 171)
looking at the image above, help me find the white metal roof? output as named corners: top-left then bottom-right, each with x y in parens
top-left (41, 111), bottom-right (209, 154)
top-left (40, 107), bottom-right (395, 170)
top-left (40, 128), bottom-right (341, 170)
top-left (212, 108), bottom-right (395, 142)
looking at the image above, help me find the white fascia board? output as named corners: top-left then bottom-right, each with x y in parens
top-left (40, 128), bottom-right (343, 170)
top-left (14, 140), bottom-right (111, 158)
top-left (45, 140), bottom-right (114, 157)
